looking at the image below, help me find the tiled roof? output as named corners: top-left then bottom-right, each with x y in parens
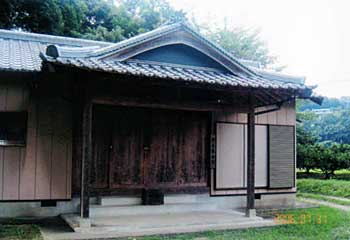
top-left (0, 26), bottom-right (311, 92)
top-left (0, 29), bottom-right (110, 72)
top-left (44, 57), bottom-right (307, 90)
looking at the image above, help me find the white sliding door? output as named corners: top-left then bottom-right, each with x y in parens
top-left (216, 123), bottom-right (245, 189)
top-left (215, 123), bottom-right (268, 190)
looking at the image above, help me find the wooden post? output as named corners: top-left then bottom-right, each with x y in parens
top-left (246, 93), bottom-right (256, 217)
top-left (80, 100), bottom-right (92, 219)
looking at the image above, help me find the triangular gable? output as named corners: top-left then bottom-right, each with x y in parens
top-left (91, 23), bottom-right (255, 76)
top-left (130, 44), bottom-right (228, 71)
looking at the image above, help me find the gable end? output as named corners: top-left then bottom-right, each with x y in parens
top-left (131, 44), bottom-right (228, 71)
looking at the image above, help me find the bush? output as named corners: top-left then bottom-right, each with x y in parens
top-left (297, 142), bottom-right (350, 179)
top-left (297, 178), bottom-right (350, 198)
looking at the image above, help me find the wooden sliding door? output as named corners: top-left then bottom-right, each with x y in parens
top-left (91, 105), bottom-right (209, 192)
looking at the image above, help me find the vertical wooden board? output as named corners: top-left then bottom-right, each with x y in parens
top-left (179, 112), bottom-right (194, 184)
top-left (175, 113), bottom-right (185, 185)
top-left (71, 101), bottom-right (82, 194)
top-left (214, 111), bottom-right (227, 122)
top-left (66, 102), bottom-right (73, 199)
top-left (0, 148), bottom-right (4, 199)
top-left (51, 99), bottom-right (70, 199)
top-left (276, 106), bottom-right (287, 125)
top-left (267, 111), bottom-right (277, 125)
top-left (183, 112), bottom-right (208, 184)
top-left (19, 98), bottom-right (37, 200)
top-left (237, 113), bottom-right (247, 123)
top-left (0, 83), bottom-right (7, 111)
top-left (22, 86), bottom-right (30, 110)
top-left (148, 111), bottom-right (166, 185)
top-left (225, 112), bottom-right (238, 122)
top-left (35, 135), bottom-right (52, 199)
top-left (35, 98), bottom-right (53, 199)
top-left (91, 106), bottom-right (111, 189)
top-left (148, 110), bottom-right (208, 187)
top-left (2, 147), bottom-right (21, 200)
top-left (66, 134), bottom-right (72, 199)
top-left (51, 138), bottom-right (67, 199)
top-left (257, 107), bottom-right (268, 124)
top-left (5, 83), bottom-right (25, 111)
top-left (285, 101), bottom-right (296, 126)
top-left (110, 107), bottom-right (144, 188)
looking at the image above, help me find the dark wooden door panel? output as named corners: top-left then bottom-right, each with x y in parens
top-left (92, 106), bottom-right (209, 191)
top-left (179, 111), bottom-right (208, 185)
top-left (109, 107), bottom-right (146, 188)
top-left (91, 106), bottom-right (112, 189)
top-left (146, 109), bottom-right (178, 187)
top-left (147, 109), bottom-right (208, 188)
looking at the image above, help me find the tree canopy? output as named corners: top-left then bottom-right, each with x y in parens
top-left (204, 26), bottom-right (276, 67)
top-left (0, 0), bottom-right (187, 42)
top-left (0, 0), bottom-right (276, 66)
top-left (297, 99), bottom-right (350, 178)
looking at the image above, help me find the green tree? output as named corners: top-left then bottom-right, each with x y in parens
top-left (297, 143), bottom-right (317, 174)
top-left (204, 26), bottom-right (277, 67)
top-left (0, 0), bottom-right (278, 67)
top-left (2, 0), bottom-right (64, 34)
top-left (316, 142), bottom-right (350, 179)
top-left (296, 108), bottom-right (319, 173)
top-left (0, 0), bottom-right (187, 42)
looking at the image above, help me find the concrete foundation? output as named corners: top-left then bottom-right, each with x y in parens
top-left (60, 210), bottom-right (274, 235)
top-left (245, 209), bottom-right (256, 218)
top-left (0, 193), bottom-right (296, 218)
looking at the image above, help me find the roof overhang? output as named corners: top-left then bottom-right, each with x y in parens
top-left (38, 23), bottom-right (320, 106)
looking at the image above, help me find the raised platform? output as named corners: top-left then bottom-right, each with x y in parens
top-left (61, 210), bottom-right (274, 238)
top-left (59, 195), bottom-right (275, 238)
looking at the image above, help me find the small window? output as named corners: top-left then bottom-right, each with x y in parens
top-left (0, 112), bottom-right (27, 146)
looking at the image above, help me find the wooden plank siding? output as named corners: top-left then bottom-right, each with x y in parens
top-left (212, 100), bottom-right (296, 196)
top-left (0, 81), bottom-right (72, 201)
top-left (86, 106), bottom-right (209, 193)
top-left (216, 101), bottom-right (296, 126)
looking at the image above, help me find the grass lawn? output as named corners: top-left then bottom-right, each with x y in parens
top-left (2, 207), bottom-right (348, 240)
top-left (0, 224), bottom-right (42, 240)
top-left (297, 178), bottom-right (350, 198)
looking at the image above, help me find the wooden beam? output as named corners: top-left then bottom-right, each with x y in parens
top-left (246, 93), bottom-right (256, 216)
top-left (80, 100), bottom-right (92, 219)
top-left (93, 95), bottom-right (250, 113)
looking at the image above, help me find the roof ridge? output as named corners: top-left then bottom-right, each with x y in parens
top-left (90, 23), bottom-right (183, 58)
top-left (43, 22), bottom-right (257, 77)
top-left (0, 29), bottom-right (111, 47)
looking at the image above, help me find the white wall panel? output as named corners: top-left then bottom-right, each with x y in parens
top-left (216, 123), bottom-right (245, 189)
top-left (216, 123), bottom-right (268, 189)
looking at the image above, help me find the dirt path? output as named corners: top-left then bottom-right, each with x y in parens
top-left (298, 198), bottom-right (350, 212)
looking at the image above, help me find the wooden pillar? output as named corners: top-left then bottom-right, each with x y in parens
top-left (80, 100), bottom-right (92, 219)
top-left (246, 93), bottom-right (256, 217)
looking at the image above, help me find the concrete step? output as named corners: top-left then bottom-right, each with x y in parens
top-left (98, 196), bottom-right (142, 206)
top-left (61, 211), bottom-right (272, 236)
top-left (90, 202), bottom-right (218, 217)
top-left (98, 194), bottom-right (201, 206)
top-left (164, 194), bottom-right (198, 204)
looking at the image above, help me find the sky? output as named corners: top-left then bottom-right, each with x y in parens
top-left (169, 0), bottom-right (350, 97)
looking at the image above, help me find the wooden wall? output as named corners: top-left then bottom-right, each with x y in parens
top-left (0, 80), bottom-right (72, 200)
top-left (215, 100), bottom-right (296, 126)
top-left (213, 100), bottom-right (296, 195)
